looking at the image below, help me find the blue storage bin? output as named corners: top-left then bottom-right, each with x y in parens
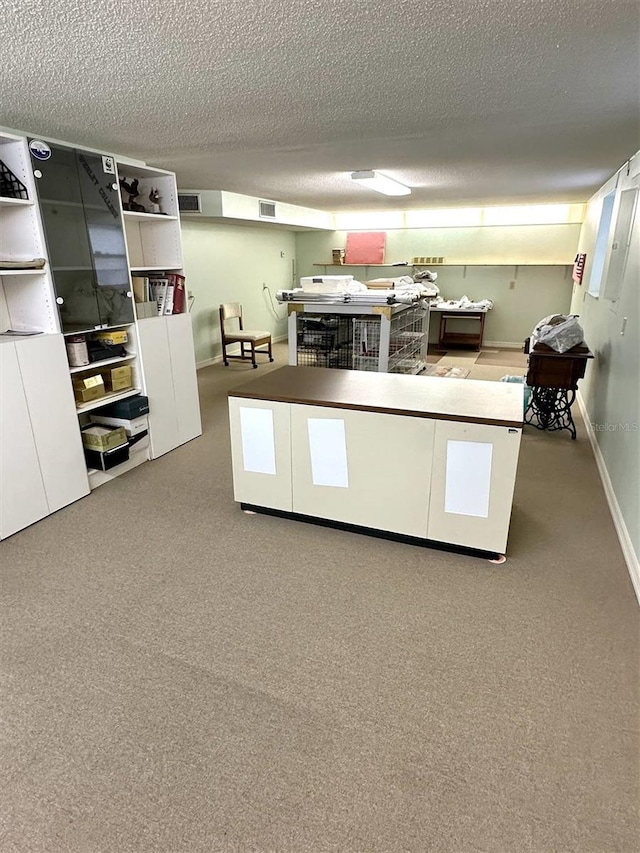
top-left (500, 375), bottom-right (531, 414)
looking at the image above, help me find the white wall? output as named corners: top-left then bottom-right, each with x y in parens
top-left (181, 220), bottom-right (294, 366)
top-left (570, 153), bottom-right (640, 593)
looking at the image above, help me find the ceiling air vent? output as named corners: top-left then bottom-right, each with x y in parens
top-left (178, 193), bottom-right (202, 213)
top-left (259, 200), bottom-right (276, 219)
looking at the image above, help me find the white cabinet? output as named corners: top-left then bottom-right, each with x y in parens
top-left (290, 404), bottom-right (434, 537)
top-left (137, 314), bottom-right (202, 457)
top-left (0, 335), bottom-right (89, 539)
top-left (227, 367), bottom-right (524, 556)
top-left (228, 397), bottom-right (292, 511)
top-left (0, 130), bottom-right (201, 536)
top-left (427, 420), bottom-right (522, 554)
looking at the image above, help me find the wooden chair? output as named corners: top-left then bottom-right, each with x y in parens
top-left (219, 302), bottom-right (274, 369)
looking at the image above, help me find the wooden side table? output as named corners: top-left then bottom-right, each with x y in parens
top-left (433, 307), bottom-right (488, 351)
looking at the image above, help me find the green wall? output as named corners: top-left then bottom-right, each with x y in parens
top-left (296, 226), bottom-right (578, 345)
top-left (570, 156), bottom-right (639, 576)
top-left (181, 220), bottom-right (295, 366)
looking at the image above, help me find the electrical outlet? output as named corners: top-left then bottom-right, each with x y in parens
top-left (509, 280), bottom-right (516, 290)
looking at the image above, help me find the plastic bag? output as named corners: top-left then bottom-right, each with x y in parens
top-left (531, 314), bottom-right (584, 353)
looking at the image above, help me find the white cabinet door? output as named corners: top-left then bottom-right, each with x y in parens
top-left (16, 335), bottom-right (89, 513)
top-left (0, 342), bottom-right (49, 538)
top-left (427, 420), bottom-right (522, 554)
top-left (137, 315), bottom-right (202, 458)
top-left (167, 314), bottom-right (202, 446)
top-left (228, 398), bottom-right (292, 511)
top-left (290, 404), bottom-right (434, 538)
top-left (137, 317), bottom-right (179, 458)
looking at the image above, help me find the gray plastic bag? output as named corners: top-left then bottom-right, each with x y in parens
top-left (531, 314), bottom-right (584, 353)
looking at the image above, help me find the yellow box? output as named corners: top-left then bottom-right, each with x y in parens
top-left (72, 374), bottom-right (106, 404)
top-left (81, 425), bottom-right (128, 451)
top-left (93, 330), bottom-right (128, 346)
top-left (103, 365), bottom-right (133, 392)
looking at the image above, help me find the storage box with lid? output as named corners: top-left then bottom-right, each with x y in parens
top-left (72, 374), bottom-right (106, 404)
top-left (93, 329), bottom-right (128, 346)
top-left (81, 424), bottom-right (128, 451)
top-left (102, 364), bottom-right (133, 392)
top-left (300, 275), bottom-right (353, 294)
top-left (99, 394), bottom-right (149, 419)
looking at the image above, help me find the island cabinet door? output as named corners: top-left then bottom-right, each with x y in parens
top-left (290, 404), bottom-right (435, 538)
top-left (427, 420), bottom-right (522, 554)
top-left (228, 397), bottom-right (292, 511)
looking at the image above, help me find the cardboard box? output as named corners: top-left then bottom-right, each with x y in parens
top-left (365, 278), bottom-right (395, 290)
top-left (81, 425), bottom-right (128, 451)
top-left (72, 374), bottom-right (106, 404)
top-left (99, 395), bottom-right (149, 419)
top-left (102, 365), bottom-right (133, 392)
top-left (89, 414), bottom-right (148, 437)
top-left (135, 301), bottom-right (158, 319)
top-left (84, 443), bottom-right (130, 471)
top-left (93, 329), bottom-right (128, 346)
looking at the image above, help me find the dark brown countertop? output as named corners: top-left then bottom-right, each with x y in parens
top-left (229, 367), bottom-right (524, 427)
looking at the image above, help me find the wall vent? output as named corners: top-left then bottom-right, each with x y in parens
top-left (259, 200), bottom-right (276, 219)
top-left (178, 193), bottom-right (202, 213)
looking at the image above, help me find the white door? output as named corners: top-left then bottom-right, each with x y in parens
top-left (167, 314), bottom-right (202, 446)
top-left (0, 342), bottom-right (49, 538)
top-left (427, 420), bottom-right (522, 554)
top-left (228, 397), bottom-right (292, 511)
top-left (137, 317), bottom-right (179, 458)
top-left (17, 335), bottom-right (89, 513)
top-left (291, 404), bottom-right (434, 538)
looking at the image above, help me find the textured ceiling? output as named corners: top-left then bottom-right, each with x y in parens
top-left (2, 0), bottom-right (639, 211)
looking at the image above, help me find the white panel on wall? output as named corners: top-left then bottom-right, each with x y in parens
top-left (444, 439), bottom-right (493, 518)
top-left (240, 406), bottom-right (276, 475)
top-left (307, 418), bottom-right (349, 488)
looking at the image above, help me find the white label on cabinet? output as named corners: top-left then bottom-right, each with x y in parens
top-left (239, 407), bottom-right (276, 475)
top-left (444, 440), bottom-right (493, 517)
top-left (307, 418), bottom-right (349, 488)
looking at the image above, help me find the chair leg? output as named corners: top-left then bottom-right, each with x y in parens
top-left (251, 342), bottom-right (258, 368)
top-left (222, 341), bottom-right (229, 367)
top-left (268, 339), bottom-right (274, 363)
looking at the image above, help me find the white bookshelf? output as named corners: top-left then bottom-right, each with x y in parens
top-left (0, 132), bottom-right (59, 335)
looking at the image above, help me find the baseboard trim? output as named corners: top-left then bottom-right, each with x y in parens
top-left (197, 334), bottom-right (287, 371)
top-left (483, 340), bottom-right (525, 349)
top-left (576, 392), bottom-right (640, 604)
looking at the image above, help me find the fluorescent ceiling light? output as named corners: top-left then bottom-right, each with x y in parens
top-left (351, 170), bottom-right (411, 197)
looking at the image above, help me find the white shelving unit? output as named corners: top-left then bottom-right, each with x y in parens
top-left (0, 131), bottom-right (203, 537)
top-left (116, 158), bottom-right (201, 460)
top-left (0, 132), bottom-right (59, 335)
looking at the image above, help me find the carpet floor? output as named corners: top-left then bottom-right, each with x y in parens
top-left (0, 343), bottom-right (638, 853)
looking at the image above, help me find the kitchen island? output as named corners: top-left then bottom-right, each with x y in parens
top-left (228, 367), bottom-right (524, 558)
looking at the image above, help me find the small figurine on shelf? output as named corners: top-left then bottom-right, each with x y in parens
top-left (148, 187), bottom-right (164, 214)
top-left (119, 177), bottom-right (146, 212)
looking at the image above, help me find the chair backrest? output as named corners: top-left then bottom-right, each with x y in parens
top-left (219, 302), bottom-right (243, 336)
